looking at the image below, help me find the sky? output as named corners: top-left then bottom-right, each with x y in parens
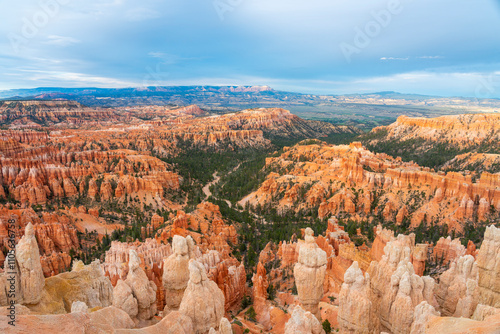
top-left (1, 0), bottom-right (500, 98)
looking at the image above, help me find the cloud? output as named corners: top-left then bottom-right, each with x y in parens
top-left (19, 69), bottom-right (136, 87)
top-left (148, 52), bottom-right (166, 58)
top-left (380, 57), bottom-right (409, 61)
top-left (0, 0), bottom-right (499, 96)
top-left (125, 8), bottom-right (161, 21)
top-left (418, 56), bottom-right (444, 59)
top-left (44, 35), bottom-right (81, 47)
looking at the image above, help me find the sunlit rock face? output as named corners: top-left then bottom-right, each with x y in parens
top-left (0, 222), bottom-right (45, 306)
top-left (162, 235), bottom-right (194, 312)
top-left (284, 305), bottom-right (325, 334)
top-left (435, 255), bottom-right (478, 316)
top-left (476, 225), bottom-right (500, 308)
top-left (179, 260), bottom-right (225, 334)
top-left (127, 250), bottom-right (157, 321)
top-left (338, 261), bottom-right (379, 334)
top-left (294, 227), bottom-right (327, 319)
top-left (367, 236), bottom-right (438, 333)
top-left (15, 222), bottom-right (45, 305)
top-left (24, 259), bottom-right (113, 315)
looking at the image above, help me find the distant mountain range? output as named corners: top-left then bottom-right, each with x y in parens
top-left (1, 86), bottom-right (498, 130)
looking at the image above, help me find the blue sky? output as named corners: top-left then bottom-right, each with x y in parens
top-left (1, 0), bottom-right (500, 98)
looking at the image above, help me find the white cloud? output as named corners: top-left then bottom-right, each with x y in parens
top-left (380, 57), bottom-right (409, 61)
top-left (418, 55), bottom-right (444, 59)
top-left (19, 69), bottom-right (136, 87)
top-left (44, 35), bottom-right (81, 47)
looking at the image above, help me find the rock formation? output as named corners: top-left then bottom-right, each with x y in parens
top-left (179, 259), bottom-right (225, 334)
top-left (338, 261), bottom-right (379, 334)
top-left (0, 306), bottom-right (135, 333)
top-left (409, 301), bottom-right (440, 334)
top-left (252, 261), bottom-right (270, 327)
top-left (15, 222), bottom-right (45, 305)
top-left (29, 260), bottom-right (113, 314)
top-left (162, 235), bottom-right (194, 313)
top-left (113, 279), bottom-right (139, 320)
top-left (0, 222), bottom-right (46, 306)
top-left (432, 236), bottom-right (466, 265)
top-left (284, 305), bottom-right (325, 334)
top-left (294, 228), bottom-right (327, 319)
top-left (120, 250), bottom-right (157, 321)
top-left (208, 317), bottom-right (232, 334)
top-left (116, 311), bottom-right (194, 334)
top-left (368, 236), bottom-right (437, 333)
top-left (71, 301), bottom-right (89, 313)
top-left (435, 255), bottom-right (478, 316)
top-left (476, 225), bottom-right (500, 307)
top-left (241, 141), bottom-right (500, 231)
top-left (374, 114), bottom-right (500, 147)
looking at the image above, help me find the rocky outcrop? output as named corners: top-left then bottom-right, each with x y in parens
top-left (476, 225), bottom-right (500, 307)
top-left (284, 305), bottom-right (325, 334)
top-left (411, 244), bottom-right (428, 276)
top-left (432, 236), bottom-right (466, 265)
top-left (252, 261), bottom-right (270, 327)
top-left (293, 228), bottom-right (327, 319)
top-left (0, 222), bottom-right (46, 306)
top-left (208, 318), bottom-right (232, 334)
top-left (409, 301), bottom-right (440, 334)
top-left (34, 221), bottom-right (79, 255)
top-left (116, 311), bottom-right (194, 334)
top-left (71, 301), bottom-right (89, 313)
top-left (421, 312), bottom-right (500, 334)
top-left (113, 279), bottom-right (139, 320)
top-left (435, 255), bottom-right (478, 316)
top-left (179, 259), bottom-right (225, 334)
top-left (377, 114), bottom-right (500, 147)
top-left (104, 238), bottom-right (173, 284)
top-left (368, 236), bottom-right (438, 333)
top-left (472, 303), bottom-right (500, 321)
top-left (338, 261), bottom-right (379, 334)
top-left (121, 250), bottom-right (157, 321)
top-left (29, 260), bottom-right (113, 314)
top-left (40, 252), bottom-right (72, 277)
top-left (162, 235), bottom-right (194, 312)
top-left (15, 222), bottom-right (45, 305)
top-left (0, 306), bottom-right (135, 333)
top-left (104, 234), bottom-right (245, 313)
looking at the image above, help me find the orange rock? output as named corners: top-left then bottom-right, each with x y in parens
top-left (88, 208), bottom-right (99, 217)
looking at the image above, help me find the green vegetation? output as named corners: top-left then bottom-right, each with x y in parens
top-left (212, 154), bottom-right (269, 204)
top-left (245, 306), bottom-right (257, 322)
top-left (322, 319), bottom-right (332, 334)
top-left (359, 129), bottom-right (500, 171)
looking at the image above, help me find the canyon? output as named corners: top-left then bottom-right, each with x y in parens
top-left (0, 100), bottom-right (498, 333)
